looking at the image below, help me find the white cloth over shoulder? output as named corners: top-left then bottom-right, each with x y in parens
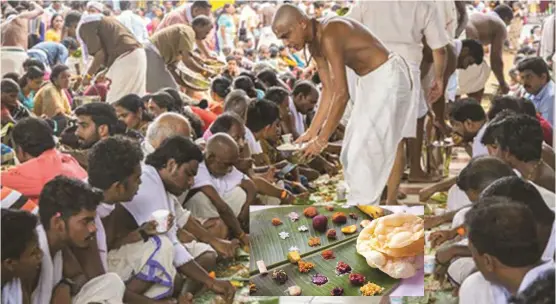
top-left (71, 273), bottom-right (125, 304)
top-left (121, 164), bottom-right (193, 268)
top-left (190, 161), bottom-right (247, 197)
top-left (458, 61), bottom-right (491, 95)
top-left (105, 48), bottom-right (147, 103)
top-left (341, 54), bottom-right (413, 204)
top-left (32, 225), bottom-right (63, 304)
top-left (2, 278), bottom-right (22, 304)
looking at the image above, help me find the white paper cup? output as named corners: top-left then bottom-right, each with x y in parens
top-left (281, 134), bottom-right (293, 144)
top-left (425, 231), bottom-right (432, 248)
top-left (424, 255), bottom-right (436, 274)
top-left (152, 209), bottom-right (170, 233)
top-left (434, 207), bottom-right (446, 216)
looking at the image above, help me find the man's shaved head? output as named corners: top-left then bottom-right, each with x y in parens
top-left (272, 4), bottom-right (310, 52)
top-left (146, 112), bottom-right (191, 149)
top-left (205, 133), bottom-right (240, 177)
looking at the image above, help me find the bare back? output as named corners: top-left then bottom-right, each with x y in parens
top-left (312, 16), bottom-right (389, 76)
top-left (465, 12), bottom-right (507, 45)
top-left (1, 17), bottom-right (29, 49)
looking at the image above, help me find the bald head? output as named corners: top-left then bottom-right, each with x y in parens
top-left (206, 133), bottom-right (239, 158)
top-left (272, 4), bottom-right (311, 52)
top-left (146, 113), bottom-right (191, 148)
top-left (272, 4), bottom-right (306, 29)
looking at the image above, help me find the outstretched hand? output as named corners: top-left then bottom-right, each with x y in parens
top-left (427, 77), bottom-right (444, 104)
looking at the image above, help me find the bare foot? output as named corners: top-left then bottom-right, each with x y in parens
top-left (408, 171), bottom-right (442, 183)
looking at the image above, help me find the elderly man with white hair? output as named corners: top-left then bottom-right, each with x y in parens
top-left (142, 112), bottom-right (192, 155)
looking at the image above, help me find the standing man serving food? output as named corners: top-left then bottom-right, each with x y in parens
top-left (272, 4), bottom-right (413, 205)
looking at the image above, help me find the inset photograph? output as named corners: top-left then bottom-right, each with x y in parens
top-left (249, 205), bottom-right (424, 297)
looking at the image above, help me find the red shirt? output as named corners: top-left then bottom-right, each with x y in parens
top-left (537, 113), bottom-right (553, 146)
top-left (190, 106), bottom-right (217, 132)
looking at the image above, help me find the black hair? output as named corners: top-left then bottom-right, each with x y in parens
top-left (448, 98), bottom-right (486, 122)
top-left (210, 112), bottom-right (244, 134)
top-left (465, 197), bottom-right (541, 267)
top-left (313, 1), bottom-right (325, 9)
top-left (1, 78), bottom-right (20, 94)
top-left (119, 0), bottom-right (131, 10)
top-left (257, 68), bottom-right (280, 87)
top-left (87, 136), bottom-right (143, 190)
top-left (455, 156), bottom-right (516, 192)
top-left (1, 209), bottom-right (38, 261)
top-left (269, 46), bottom-right (279, 58)
top-left (233, 76), bottom-right (257, 99)
top-left (12, 118), bottom-right (55, 157)
top-left (2, 72), bottom-right (20, 83)
top-left (181, 110), bottom-right (204, 139)
top-left (264, 86), bottom-right (290, 106)
top-left (487, 95), bottom-right (521, 120)
top-left (64, 10), bottom-right (82, 28)
top-left (494, 3), bottom-right (513, 20)
top-left (241, 71), bottom-right (267, 92)
top-left (246, 99), bottom-right (280, 133)
top-left (481, 113), bottom-right (543, 162)
top-left (39, 176), bottom-right (102, 230)
top-left (511, 270), bottom-right (555, 304)
top-left (225, 55), bottom-right (237, 63)
top-left (114, 94), bottom-right (153, 123)
top-left (191, 0), bottom-right (212, 10)
top-left (49, 64), bottom-right (69, 83)
top-left (461, 39), bottom-right (484, 65)
top-left (480, 176), bottom-right (555, 225)
top-left (244, 48), bottom-right (254, 57)
top-left (517, 46), bottom-right (537, 56)
top-left (19, 66), bottom-right (44, 89)
top-left (22, 58), bottom-right (45, 72)
top-left (75, 103), bottom-right (120, 135)
top-left (61, 37), bottom-right (79, 51)
top-left (517, 98), bottom-right (537, 117)
top-left (211, 77), bottom-right (232, 99)
top-left (517, 57), bottom-right (551, 80)
top-left (293, 80), bottom-right (317, 97)
top-left (150, 91), bottom-right (181, 113)
top-left (145, 135), bottom-right (203, 169)
top-left (162, 88), bottom-right (184, 112)
top-left (530, 25), bottom-right (541, 35)
top-left (191, 15), bottom-right (212, 28)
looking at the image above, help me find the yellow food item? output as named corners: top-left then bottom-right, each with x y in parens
top-left (287, 251), bottom-right (301, 264)
top-left (341, 225), bottom-right (357, 234)
top-left (298, 260), bottom-right (315, 273)
top-left (360, 282), bottom-right (384, 296)
top-left (308, 237), bottom-right (321, 247)
top-left (356, 206), bottom-right (384, 219)
top-left (230, 280), bottom-right (244, 288)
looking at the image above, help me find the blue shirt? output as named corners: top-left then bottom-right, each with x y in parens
top-left (525, 80), bottom-right (554, 127)
top-left (18, 91), bottom-right (35, 111)
top-left (29, 42), bottom-right (69, 67)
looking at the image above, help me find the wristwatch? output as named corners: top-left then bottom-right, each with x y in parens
top-left (58, 277), bottom-right (77, 295)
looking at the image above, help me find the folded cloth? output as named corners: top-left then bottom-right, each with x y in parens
top-left (341, 54), bottom-right (413, 204)
top-left (2, 278), bottom-right (22, 304)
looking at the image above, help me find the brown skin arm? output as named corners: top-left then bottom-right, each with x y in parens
top-left (200, 186), bottom-right (245, 237)
top-left (302, 57), bottom-right (332, 138)
top-left (181, 51), bottom-right (213, 77)
top-left (455, 1), bottom-right (469, 38)
top-left (490, 26), bottom-right (508, 88)
top-left (18, 1), bottom-right (44, 20)
top-left (85, 49), bottom-right (106, 79)
top-left (443, 44), bottom-right (458, 91)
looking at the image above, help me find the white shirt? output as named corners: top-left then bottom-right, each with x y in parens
top-left (434, 0), bottom-right (458, 39)
top-left (472, 122), bottom-right (489, 157)
top-left (491, 261), bottom-right (555, 303)
top-left (191, 161), bottom-right (247, 197)
top-left (117, 10), bottom-right (149, 42)
top-left (239, 5), bottom-right (259, 30)
top-left (346, 0), bottom-right (450, 64)
top-left (540, 14), bottom-right (555, 60)
top-left (245, 127), bottom-right (263, 154)
top-left (121, 165), bottom-right (193, 267)
top-left (288, 97), bottom-right (305, 136)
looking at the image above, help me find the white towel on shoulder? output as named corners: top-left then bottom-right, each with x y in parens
top-left (32, 225), bottom-right (63, 304)
top-left (2, 278), bottom-right (22, 304)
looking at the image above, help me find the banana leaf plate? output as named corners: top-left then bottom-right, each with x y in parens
top-left (249, 238), bottom-right (400, 296)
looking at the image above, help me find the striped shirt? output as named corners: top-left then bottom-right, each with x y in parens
top-left (1, 187), bottom-right (38, 214)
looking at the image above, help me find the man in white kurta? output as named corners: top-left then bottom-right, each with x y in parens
top-left (346, 0), bottom-right (450, 203)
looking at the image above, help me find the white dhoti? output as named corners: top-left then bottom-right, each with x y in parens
top-left (185, 187), bottom-right (247, 222)
top-left (458, 272), bottom-right (495, 304)
top-left (457, 61), bottom-right (491, 95)
top-left (71, 273), bottom-right (125, 304)
top-left (341, 54), bottom-right (413, 204)
top-left (105, 48), bottom-right (147, 104)
top-left (421, 65), bottom-right (459, 107)
top-left (107, 235), bottom-right (176, 300)
top-left (447, 257), bottom-right (477, 286)
top-left (1, 47), bottom-right (27, 76)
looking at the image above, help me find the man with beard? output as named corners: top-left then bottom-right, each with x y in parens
top-left (1, 117), bottom-right (87, 203)
top-left (1, 1), bottom-right (44, 75)
top-left (32, 176), bottom-right (126, 303)
top-left (120, 136), bottom-right (236, 300)
top-left (64, 103), bottom-right (123, 169)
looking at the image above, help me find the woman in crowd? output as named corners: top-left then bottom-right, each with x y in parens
top-left (45, 14), bottom-right (63, 42)
top-left (33, 64), bottom-right (71, 119)
top-left (17, 66), bottom-right (44, 111)
top-left (114, 93), bottom-right (153, 136)
top-left (216, 4), bottom-right (237, 52)
top-left (209, 77), bottom-right (232, 115)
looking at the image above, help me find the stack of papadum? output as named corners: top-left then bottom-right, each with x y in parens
top-left (356, 213), bottom-right (424, 279)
